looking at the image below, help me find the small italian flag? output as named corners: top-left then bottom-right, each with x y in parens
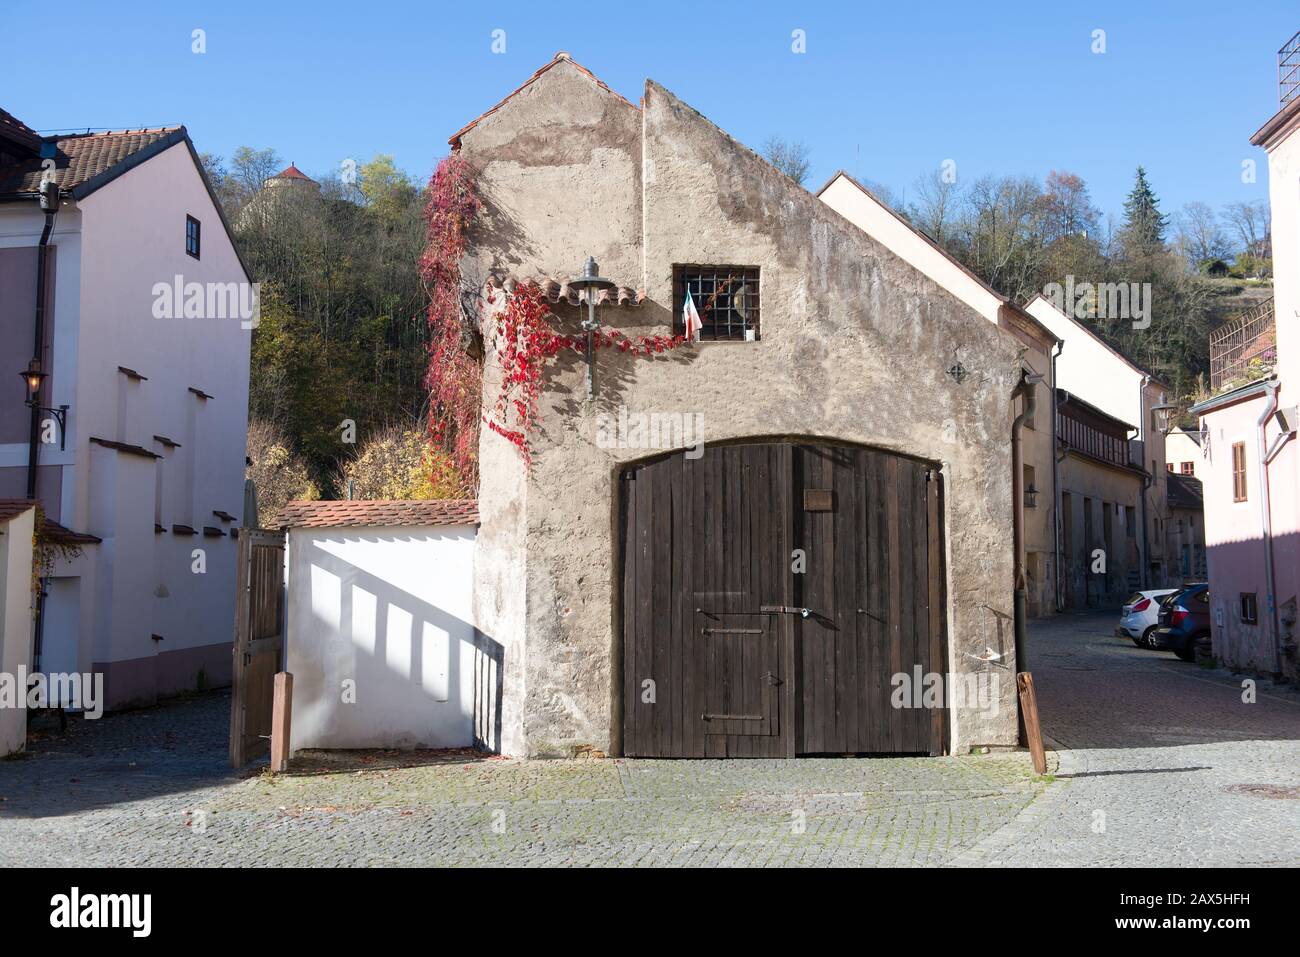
top-left (683, 287), bottom-right (702, 341)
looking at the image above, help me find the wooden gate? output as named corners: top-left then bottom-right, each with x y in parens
top-left (229, 528), bottom-right (286, 767)
top-left (620, 441), bottom-right (947, 758)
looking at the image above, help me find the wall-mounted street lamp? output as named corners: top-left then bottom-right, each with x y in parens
top-left (19, 358), bottom-right (69, 451)
top-left (1150, 402), bottom-right (1177, 436)
top-left (567, 256), bottom-right (616, 400)
top-left (1024, 482), bottom-right (1039, 508)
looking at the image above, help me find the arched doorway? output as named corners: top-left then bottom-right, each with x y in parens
top-left (619, 440), bottom-right (947, 757)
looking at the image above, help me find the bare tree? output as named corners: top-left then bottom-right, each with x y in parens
top-left (909, 169), bottom-right (960, 242)
top-left (1174, 201), bottom-right (1230, 267)
top-left (761, 136), bottom-right (812, 186)
top-left (1222, 200), bottom-right (1271, 258)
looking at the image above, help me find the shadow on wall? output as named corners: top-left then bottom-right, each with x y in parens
top-left (1205, 529), bottom-right (1299, 684)
top-left (292, 534), bottom-right (503, 754)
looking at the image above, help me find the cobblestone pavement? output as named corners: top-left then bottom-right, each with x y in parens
top-left (961, 612), bottom-right (1300, 867)
top-left (1, 613), bottom-right (1295, 866)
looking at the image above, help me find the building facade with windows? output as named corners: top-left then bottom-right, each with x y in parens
top-left (1165, 426), bottom-right (1205, 478)
top-left (0, 110), bottom-right (252, 708)
top-left (1190, 37), bottom-right (1300, 683)
top-left (1024, 295), bottom-right (1176, 607)
top-left (453, 53), bottom-right (1037, 758)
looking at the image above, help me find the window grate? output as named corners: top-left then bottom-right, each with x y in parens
top-left (674, 265), bottom-right (760, 341)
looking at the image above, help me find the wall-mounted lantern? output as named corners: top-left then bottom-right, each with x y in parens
top-left (567, 256), bottom-right (617, 400)
top-left (19, 358), bottom-right (69, 451)
top-left (1024, 482), bottom-right (1039, 509)
top-left (1150, 402), bottom-right (1177, 436)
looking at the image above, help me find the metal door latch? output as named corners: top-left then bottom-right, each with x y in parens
top-left (760, 604), bottom-right (812, 618)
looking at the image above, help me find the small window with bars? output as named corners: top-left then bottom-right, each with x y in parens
top-left (1240, 592), bottom-right (1258, 624)
top-left (186, 215), bottom-right (201, 259)
top-left (674, 265), bottom-right (760, 341)
top-left (1231, 442), bottom-right (1247, 502)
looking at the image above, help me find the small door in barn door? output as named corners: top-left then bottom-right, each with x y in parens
top-left (690, 443), bottom-right (791, 754)
top-left (229, 528), bottom-right (286, 767)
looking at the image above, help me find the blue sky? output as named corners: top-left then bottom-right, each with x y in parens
top-left (3, 1), bottom-right (1295, 221)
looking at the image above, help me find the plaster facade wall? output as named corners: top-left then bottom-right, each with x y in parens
top-left (1166, 428), bottom-right (1204, 478)
top-left (819, 173), bottom-right (1057, 617)
top-left (1198, 393), bottom-right (1299, 680)
top-left (1, 506), bottom-right (35, 756)
top-left (0, 142), bottom-right (250, 709)
top-left (459, 59), bottom-right (1026, 756)
top-left (285, 525), bottom-right (480, 750)
top-left (1057, 457), bottom-right (1143, 609)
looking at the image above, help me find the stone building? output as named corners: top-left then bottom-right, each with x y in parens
top-left (452, 53), bottom-right (1038, 758)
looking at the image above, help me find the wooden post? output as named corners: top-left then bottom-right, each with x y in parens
top-left (1016, 672), bottom-right (1047, 775)
top-left (271, 672), bottom-right (293, 773)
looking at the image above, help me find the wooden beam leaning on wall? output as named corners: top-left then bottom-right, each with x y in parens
top-left (271, 672), bottom-right (293, 773)
top-left (1016, 672), bottom-right (1047, 775)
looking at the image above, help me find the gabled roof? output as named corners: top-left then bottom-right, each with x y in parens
top-left (278, 499), bottom-right (479, 529)
top-left (817, 170), bottom-right (1059, 351)
top-left (0, 126), bottom-right (183, 198)
top-left (1025, 294), bottom-right (1169, 389)
top-left (449, 51), bottom-right (636, 149)
top-left (1166, 472), bottom-right (1204, 511)
top-left (0, 121), bottom-right (252, 282)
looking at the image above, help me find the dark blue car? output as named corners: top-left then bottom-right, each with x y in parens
top-left (1153, 583), bottom-right (1212, 662)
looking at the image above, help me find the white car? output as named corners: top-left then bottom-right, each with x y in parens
top-left (1116, 589), bottom-right (1179, 648)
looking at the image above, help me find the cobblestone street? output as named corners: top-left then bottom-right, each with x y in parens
top-left (1, 613), bottom-right (1296, 866)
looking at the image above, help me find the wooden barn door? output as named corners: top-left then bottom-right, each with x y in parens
top-left (229, 529), bottom-right (286, 767)
top-left (620, 441), bottom-right (946, 758)
top-left (795, 445), bottom-right (947, 756)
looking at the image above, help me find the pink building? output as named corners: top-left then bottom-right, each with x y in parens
top-left (1191, 33), bottom-right (1300, 683)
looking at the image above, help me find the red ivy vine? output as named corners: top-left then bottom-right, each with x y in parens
top-left (486, 282), bottom-right (686, 466)
top-left (420, 153), bottom-right (482, 494)
top-left (422, 154), bottom-right (689, 486)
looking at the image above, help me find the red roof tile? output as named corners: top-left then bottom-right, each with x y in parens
top-left (449, 52), bottom-right (636, 149)
top-left (0, 499), bottom-right (37, 525)
top-left (270, 163), bottom-right (315, 182)
top-left (0, 499), bottom-right (100, 545)
top-left (277, 499), bottom-right (479, 530)
top-left (0, 127), bottom-right (184, 198)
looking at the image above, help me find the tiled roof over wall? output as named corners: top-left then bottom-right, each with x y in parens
top-left (277, 499), bottom-right (479, 529)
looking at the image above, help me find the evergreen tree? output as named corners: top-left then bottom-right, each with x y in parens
top-left (1120, 166), bottom-right (1168, 256)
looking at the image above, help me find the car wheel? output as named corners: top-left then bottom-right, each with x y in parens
top-left (1174, 642), bottom-right (1197, 662)
top-left (1141, 626), bottom-right (1159, 650)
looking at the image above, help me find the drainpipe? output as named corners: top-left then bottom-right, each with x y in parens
top-left (1256, 377), bottom-right (1284, 676)
top-left (26, 178), bottom-right (61, 500)
top-left (1138, 374), bottom-right (1151, 588)
top-left (1011, 369), bottom-right (1042, 676)
top-left (1050, 340), bottom-right (1065, 613)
